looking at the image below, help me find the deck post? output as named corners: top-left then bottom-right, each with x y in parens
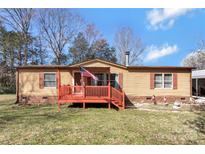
top-left (57, 68), bottom-right (61, 112)
top-left (108, 84), bottom-right (111, 98)
top-left (83, 85), bottom-right (86, 98)
top-left (108, 72), bottom-right (111, 99)
top-left (58, 102), bottom-right (61, 112)
top-left (122, 91), bottom-right (125, 110)
top-left (108, 72), bottom-right (111, 109)
top-left (83, 102), bottom-right (85, 109)
top-left (108, 102), bottom-right (111, 109)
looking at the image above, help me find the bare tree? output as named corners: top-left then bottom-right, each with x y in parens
top-left (182, 51), bottom-right (205, 70)
top-left (0, 8), bottom-right (34, 65)
top-left (29, 34), bottom-right (48, 65)
top-left (197, 39), bottom-right (205, 51)
top-left (114, 27), bottom-right (145, 65)
top-left (84, 24), bottom-right (102, 46)
top-left (36, 35), bottom-right (47, 65)
top-left (38, 9), bottom-right (83, 65)
top-left (182, 40), bottom-right (205, 70)
top-left (83, 24), bottom-right (103, 59)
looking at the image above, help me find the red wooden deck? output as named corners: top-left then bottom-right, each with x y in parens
top-left (58, 85), bottom-right (125, 110)
top-left (56, 69), bottom-right (125, 111)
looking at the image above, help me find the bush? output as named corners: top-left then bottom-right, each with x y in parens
top-left (0, 86), bottom-right (16, 94)
top-left (0, 67), bottom-right (16, 94)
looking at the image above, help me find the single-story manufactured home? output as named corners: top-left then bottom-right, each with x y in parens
top-left (16, 53), bottom-right (193, 110)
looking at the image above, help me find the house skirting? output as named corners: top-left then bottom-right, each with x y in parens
top-left (126, 95), bottom-right (190, 104)
top-left (18, 94), bottom-right (191, 106)
top-left (18, 95), bottom-right (57, 105)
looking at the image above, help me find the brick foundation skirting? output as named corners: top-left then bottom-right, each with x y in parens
top-left (126, 95), bottom-right (190, 104)
top-left (18, 94), bottom-right (191, 106)
top-left (18, 95), bottom-right (57, 104)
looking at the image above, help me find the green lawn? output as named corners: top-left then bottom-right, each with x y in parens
top-left (136, 103), bottom-right (193, 112)
top-left (0, 94), bottom-right (205, 144)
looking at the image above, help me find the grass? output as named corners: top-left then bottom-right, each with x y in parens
top-left (0, 94), bottom-right (205, 144)
top-left (0, 94), bottom-right (16, 102)
top-left (136, 103), bottom-right (192, 112)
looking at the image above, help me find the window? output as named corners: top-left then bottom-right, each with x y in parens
top-left (92, 73), bottom-right (107, 86)
top-left (154, 73), bottom-right (172, 88)
top-left (154, 74), bottom-right (163, 88)
top-left (44, 73), bottom-right (56, 87)
top-left (110, 73), bottom-right (119, 89)
top-left (164, 74), bottom-right (172, 88)
top-left (88, 73), bottom-right (119, 88)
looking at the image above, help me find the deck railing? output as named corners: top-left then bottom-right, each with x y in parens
top-left (58, 85), bottom-right (125, 109)
top-left (111, 87), bottom-right (124, 107)
top-left (85, 86), bottom-right (109, 98)
top-left (59, 85), bottom-right (110, 99)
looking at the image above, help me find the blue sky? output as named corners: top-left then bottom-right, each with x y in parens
top-left (76, 8), bottom-right (205, 66)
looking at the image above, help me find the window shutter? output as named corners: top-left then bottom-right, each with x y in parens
top-left (173, 73), bottom-right (177, 89)
top-left (39, 72), bottom-right (44, 89)
top-left (56, 73), bottom-right (58, 89)
top-left (119, 73), bottom-right (123, 90)
top-left (150, 73), bottom-right (154, 89)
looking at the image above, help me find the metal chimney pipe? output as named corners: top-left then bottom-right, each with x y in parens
top-left (125, 51), bottom-right (130, 66)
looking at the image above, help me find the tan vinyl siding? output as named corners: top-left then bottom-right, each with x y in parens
top-left (82, 61), bottom-right (127, 74)
top-left (81, 61), bottom-right (191, 96)
top-left (60, 70), bottom-right (72, 86)
top-left (18, 69), bottom-right (72, 96)
top-left (123, 71), bottom-right (191, 97)
top-left (18, 60), bottom-right (191, 98)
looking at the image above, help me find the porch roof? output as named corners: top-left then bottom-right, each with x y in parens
top-left (192, 69), bottom-right (205, 79)
top-left (70, 67), bottom-right (110, 72)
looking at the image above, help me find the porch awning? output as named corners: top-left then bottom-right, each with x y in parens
top-left (192, 70), bottom-right (205, 79)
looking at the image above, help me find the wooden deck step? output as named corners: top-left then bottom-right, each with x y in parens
top-left (111, 100), bottom-right (120, 108)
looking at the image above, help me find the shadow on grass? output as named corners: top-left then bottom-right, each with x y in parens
top-left (68, 103), bottom-right (107, 108)
top-left (67, 103), bottom-right (119, 110)
top-left (0, 102), bottom-right (88, 129)
top-left (185, 112), bottom-right (205, 134)
top-left (184, 111), bottom-right (205, 144)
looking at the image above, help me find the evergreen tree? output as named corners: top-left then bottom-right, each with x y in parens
top-left (90, 39), bottom-right (117, 62)
top-left (70, 32), bottom-right (89, 63)
top-left (70, 32), bottom-right (117, 63)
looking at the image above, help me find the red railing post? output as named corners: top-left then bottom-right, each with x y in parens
top-left (122, 91), bottom-right (125, 109)
top-left (84, 85), bottom-right (86, 98)
top-left (108, 83), bottom-right (111, 100)
top-left (57, 68), bottom-right (61, 112)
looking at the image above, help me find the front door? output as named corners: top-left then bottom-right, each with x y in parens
top-left (74, 72), bottom-right (81, 86)
top-left (73, 72), bottom-right (92, 94)
top-left (74, 72), bottom-right (92, 86)
top-left (85, 77), bottom-right (92, 85)
top-left (74, 72), bottom-right (82, 93)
